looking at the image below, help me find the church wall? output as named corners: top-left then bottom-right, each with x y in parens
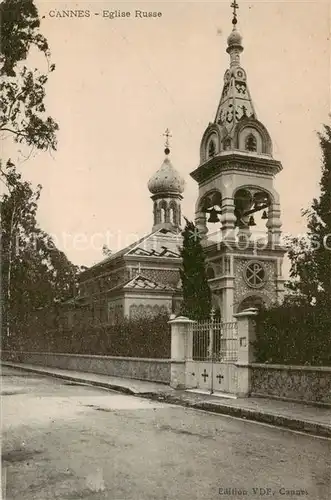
top-left (107, 297), bottom-right (125, 325)
top-left (124, 293), bottom-right (172, 319)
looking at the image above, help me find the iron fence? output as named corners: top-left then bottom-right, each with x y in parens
top-left (192, 317), bottom-right (238, 362)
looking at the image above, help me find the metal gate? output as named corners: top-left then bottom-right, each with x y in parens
top-left (192, 315), bottom-right (238, 394)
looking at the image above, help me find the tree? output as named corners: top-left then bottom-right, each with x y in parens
top-left (0, 1), bottom-right (74, 347)
top-left (179, 218), bottom-right (212, 320)
top-left (0, 0), bottom-right (58, 151)
top-left (1, 161), bottom-right (79, 344)
top-left (286, 125), bottom-right (331, 306)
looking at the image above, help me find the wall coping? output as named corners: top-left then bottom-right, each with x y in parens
top-left (251, 363), bottom-right (331, 372)
top-left (2, 351), bottom-right (171, 364)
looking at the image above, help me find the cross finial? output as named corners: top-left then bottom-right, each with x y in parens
top-left (231, 0), bottom-right (239, 26)
top-left (163, 128), bottom-right (172, 155)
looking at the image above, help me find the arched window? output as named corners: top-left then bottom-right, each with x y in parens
top-left (208, 140), bottom-right (216, 158)
top-left (169, 204), bottom-right (177, 225)
top-left (206, 267), bottom-right (215, 279)
top-left (224, 138), bottom-right (231, 150)
top-left (245, 134), bottom-right (257, 152)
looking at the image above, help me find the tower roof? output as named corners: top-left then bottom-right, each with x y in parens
top-left (148, 145), bottom-right (185, 196)
top-left (215, 1), bottom-right (256, 133)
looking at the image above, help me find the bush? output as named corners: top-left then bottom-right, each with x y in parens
top-left (253, 304), bottom-right (331, 366)
top-left (9, 312), bottom-right (171, 359)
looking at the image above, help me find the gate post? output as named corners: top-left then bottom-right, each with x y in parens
top-left (233, 308), bottom-right (257, 397)
top-left (168, 315), bottom-right (195, 389)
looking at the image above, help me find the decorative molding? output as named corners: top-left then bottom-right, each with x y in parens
top-left (190, 154), bottom-right (282, 185)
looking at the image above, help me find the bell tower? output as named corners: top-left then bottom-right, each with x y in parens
top-left (190, 1), bottom-right (285, 319)
top-left (148, 130), bottom-right (185, 232)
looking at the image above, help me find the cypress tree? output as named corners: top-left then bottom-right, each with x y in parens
top-left (179, 218), bottom-right (212, 320)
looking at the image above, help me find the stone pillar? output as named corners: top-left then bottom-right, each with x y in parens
top-left (266, 203), bottom-right (282, 247)
top-left (220, 257), bottom-right (235, 321)
top-left (237, 216), bottom-right (252, 244)
top-left (165, 203), bottom-right (170, 223)
top-left (168, 316), bottom-right (195, 389)
top-left (195, 211), bottom-right (208, 240)
top-left (220, 197), bottom-right (236, 241)
top-left (275, 257), bottom-right (285, 304)
top-left (221, 284), bottom-right (235, 322)
top-left (233, 308), bottom-right (258, 397)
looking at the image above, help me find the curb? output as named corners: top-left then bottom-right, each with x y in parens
top-left (143, 394), bottom-right (331, 438)
top-left (3, 362), bottom-right (330, 439)
top-left (1, 362), bottom-right (137, 396)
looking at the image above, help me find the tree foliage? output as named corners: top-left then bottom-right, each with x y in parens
top-left (179, 218), bottom-right (211, 320)
top-left (0, 0), bottom-right (49, 75)
top-left (286, 125), bottom-right (331, 306)
top-left (1, 161), bottom-right (80, 345)
top-left (254, 125), bottom-right (331, 366)
top-left (0, 1), bottom-right (76, 348)
top-left (0, 0), bottom-right (58, 151)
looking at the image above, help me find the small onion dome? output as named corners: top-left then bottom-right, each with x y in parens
top-left (227, 28), bottom-right (243, 47)
top-left (148, 153), bottom-right (185, 195)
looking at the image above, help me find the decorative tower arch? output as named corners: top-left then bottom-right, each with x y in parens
top-left (190, 1), bottom-right (286, 320)
top-left (148, 129), bottom-right (185, 232)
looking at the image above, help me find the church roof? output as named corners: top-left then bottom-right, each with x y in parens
top-left (125, 228), bottom-right (182, 258)
top-left (123, 274), bottom-right (176, 291)
top-left (215, 25), bottom-right (256, 134)
top-left (109, 274), bottom-right (177, 293)
top-left (82, 228), bottom-right (182, 277)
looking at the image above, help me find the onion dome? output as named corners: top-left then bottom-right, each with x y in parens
top-left (148, 149), bottom-right (185, 195)
top-left (227, 27), bottom-right (243, 47)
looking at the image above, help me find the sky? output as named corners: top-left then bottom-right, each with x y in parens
top-left (4, 0), bottom-right (331, 266)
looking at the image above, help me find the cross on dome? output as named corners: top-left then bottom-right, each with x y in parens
top-left (163, 128), bottom-right (172, 155)
top-left (231, 0), bottom-right (239, 25)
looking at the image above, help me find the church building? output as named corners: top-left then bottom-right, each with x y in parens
top-left (68, 134), bottom-right (186, 326)
top-left (65, 1), bottom-right (285, 326)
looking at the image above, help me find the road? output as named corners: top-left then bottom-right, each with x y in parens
top-left (2, 366), bottom-right (330, 500)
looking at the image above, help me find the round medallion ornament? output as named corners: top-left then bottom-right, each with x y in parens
top-left (244, 261), bottom-right (266, 289)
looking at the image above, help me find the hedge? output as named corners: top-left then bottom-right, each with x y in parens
top-left (253, 304), bottom-right (331, 366)
top-left (3, 313), bottom-right (171, 359)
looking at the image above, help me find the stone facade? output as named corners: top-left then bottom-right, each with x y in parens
top-left (125, 296), bottom-right (172, 319)
top-left (233, 257), bottom-right (277, 311)
top-left (251, 364), bottom-right (331, 405)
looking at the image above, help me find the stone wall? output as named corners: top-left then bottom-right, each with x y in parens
top-left (2, 351), bottom-right (171, 384)
top-left (251, 363), bottom-right (331, 405)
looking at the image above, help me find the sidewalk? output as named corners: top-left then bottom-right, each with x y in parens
top-left (2, 361), bottom-right (331, 438)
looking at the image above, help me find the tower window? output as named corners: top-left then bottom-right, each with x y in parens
top-left (245, 134), bottom-right (257, 152)
top-left (224, 138), bottom-right (231, 150)
top-left (206, 267), bottom-right (215, 279)
top-left (169, 207), bottom-right (176, 225)
top-left (208, 140), bottom-right (216, 158)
